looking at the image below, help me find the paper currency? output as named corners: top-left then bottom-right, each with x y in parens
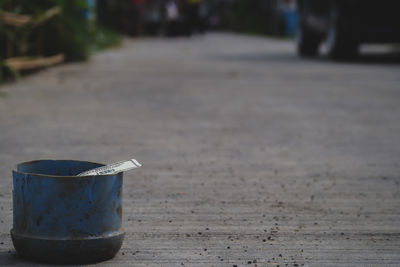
top-left (77, 158), bottom-right (142, 176)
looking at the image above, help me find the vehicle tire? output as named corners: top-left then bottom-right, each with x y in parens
top-left (296, 22), bottom-right (320, 57)
top-left (326, 6), bottom-right (358, 60)
top-left (296, 0), bottom-right (321, 58)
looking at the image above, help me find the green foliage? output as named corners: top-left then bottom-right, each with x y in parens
top-left (222, 0), bottom-right (285, 37)
top-left (41, 5), bottom-right (91, 61)
top-left (0, 0), bottom-right (91, 61)
top-left (90, 26), bottom-right (122, 52)
top-left (0, 0), bottom-right (121, 81)
top-left (96, 0), bottom-right (128, 33)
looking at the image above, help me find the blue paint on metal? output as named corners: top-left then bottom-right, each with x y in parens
top-left (11, 160), bottom-right (124, 263)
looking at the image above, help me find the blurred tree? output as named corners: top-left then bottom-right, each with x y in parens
top-left (97, 0), bottom-right (128, 33)
top-left (0, 0), bottom-right (121, 81)
top-left (0, 0), bottom-right (90, 61)
top-left (221, 0), bottom-right (285, 36)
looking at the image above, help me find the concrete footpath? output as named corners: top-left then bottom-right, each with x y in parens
top-left (0, 33), bottom-right (400, 266)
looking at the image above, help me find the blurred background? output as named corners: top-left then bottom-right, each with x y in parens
top-left (0, 0), bottom-right (300, 80)
top-left (1, 1), bottom-right (400, 265)
top-left (2, 0), bottom-right (400, 81)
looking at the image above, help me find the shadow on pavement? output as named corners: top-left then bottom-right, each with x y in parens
top-left (0, 250), bottom-right (22, 265)
top-left (0, 250), bottom-right (55, 266)
top-left (349, 51), bottom-right (400, 65)
top-left (209, 51), bottom-right (400, 65)
top-left (208, 52), bottom-right (300, 64)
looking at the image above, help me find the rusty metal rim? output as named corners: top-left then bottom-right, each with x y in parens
top-left (13, 159), bottom-right (122, 178)
top-left (11, 229), bottom-right (125, 240)
top-left (12, 230), bottom-right (125, 264)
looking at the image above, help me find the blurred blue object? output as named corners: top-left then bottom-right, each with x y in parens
top-left (279, 0), bottom-right (298, 36)
top-left (282, 9), bottom-right (298, 36)
top-left (83, 0), bottom-right (97, 21)
top-left (11, 160), bottom-right (124, 264)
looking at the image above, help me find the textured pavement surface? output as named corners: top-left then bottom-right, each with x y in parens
top-left (1, 33), bottom-right (400, 266)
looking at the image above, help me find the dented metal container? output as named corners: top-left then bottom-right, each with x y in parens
top-left (11, 160), bottom-right (124, 263)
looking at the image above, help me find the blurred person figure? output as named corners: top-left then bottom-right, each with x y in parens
top-left (279, 0), bottom-right (297, 36)
top-left (165, 0), bottom-right (181, 36)
top-left (184, 0), bottom-right (201, 35)
top-left (197, 0), bottom-right (209, 33)
top-left (146, 0), bottom-right (163, 35)
top-left (126, 0), bottom-right (146, 36)
top-left (83, 0), bottom-right (97, 22)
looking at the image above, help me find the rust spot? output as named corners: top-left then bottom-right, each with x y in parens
top-left (61, 180), bottom-right (77, 193)
top-left (116, 206), bottom-right (122, 219)
top-left (19, 205), bottom-right (29, 232)
top-left (36, 215), bottom-right (43, 227)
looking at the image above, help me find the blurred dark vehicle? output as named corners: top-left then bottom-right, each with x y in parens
top-left (297, 0), bottom-right (400, 60)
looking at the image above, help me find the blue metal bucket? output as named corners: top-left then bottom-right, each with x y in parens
top-left (11, 160), bottom-right (124, 263)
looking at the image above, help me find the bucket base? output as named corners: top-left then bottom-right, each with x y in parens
top-left (11, 230), bottom-right (124, 264)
